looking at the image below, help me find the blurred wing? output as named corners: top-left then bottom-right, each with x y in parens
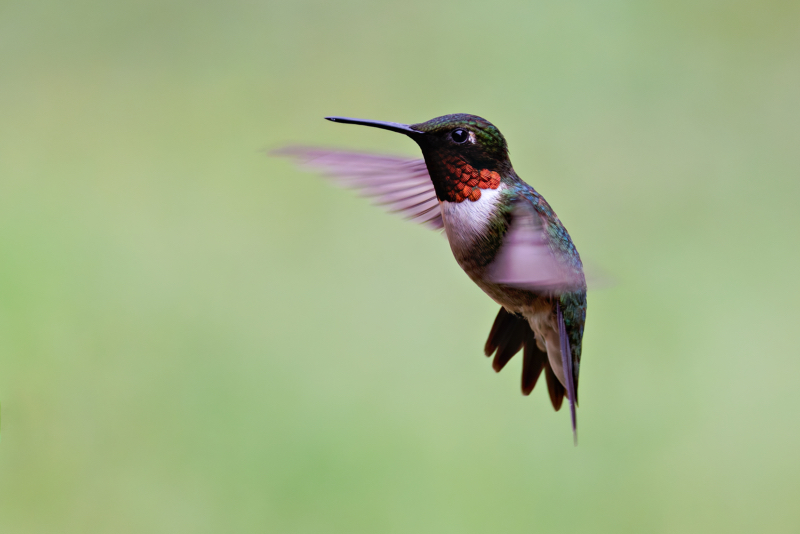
top-left (273, 146), bottom-right (443, 229)
top-left (486, 201), bottom-right (584, 293)
top-left (583, 262), bottom-right (616, 291)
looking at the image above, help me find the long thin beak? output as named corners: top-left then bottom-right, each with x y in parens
top-left (325, 116), bottom-right (422, 135)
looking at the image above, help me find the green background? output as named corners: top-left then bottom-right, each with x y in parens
top-left (1, 0), bottom-right (799, 532)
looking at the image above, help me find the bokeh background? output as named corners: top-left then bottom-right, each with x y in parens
top-left (1, 0), bottom-right (799, 532)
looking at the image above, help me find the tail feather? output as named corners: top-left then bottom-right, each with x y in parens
top-left (484, 308), bottom-right (528, 372)
top-left (492, 324), bottom-right (527, 372)
top-left (544, 365), bottom-right (566, 411)
top-left (521, 331), bottom-right (547, 395)
top-left (485, 307), bottom-right (561, 408)
top-left (484, 306), bottom-right (577, 439)
top-left (484, 307), bottom-right (521, 356)
top-left (557, 302), bottom-right (578, 444)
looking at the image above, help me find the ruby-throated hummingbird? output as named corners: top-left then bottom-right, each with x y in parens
top-left (277, 114), bottom-right (587, 442)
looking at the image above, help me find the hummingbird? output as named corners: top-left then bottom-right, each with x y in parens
top-left (277, 114), bottom-right (587, 442)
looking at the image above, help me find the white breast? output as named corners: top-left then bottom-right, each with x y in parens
top-left (440, 187), bottom-right (503, 258)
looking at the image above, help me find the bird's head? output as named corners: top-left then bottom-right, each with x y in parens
top-left (326, 114), bottom-right (513, 202)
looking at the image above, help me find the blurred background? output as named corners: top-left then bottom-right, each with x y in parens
top-left (1, 0), bottom-right (799, 532)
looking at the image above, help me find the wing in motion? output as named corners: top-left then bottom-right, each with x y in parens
top-left (273, 147), bottom-right (443, 229)
top-left (486, 200), bottom-right (585, 293)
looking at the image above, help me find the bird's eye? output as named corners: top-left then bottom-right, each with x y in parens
top-left (451, 129), bottom-right (468, 143)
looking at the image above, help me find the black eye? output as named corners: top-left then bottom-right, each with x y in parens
top-left (451, 129), bottom-right (468, 143)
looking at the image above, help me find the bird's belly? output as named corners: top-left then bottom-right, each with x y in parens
top-left (440, 188), bottom-right (546, 310)
top-left (441, 190), bottom-right (567, 386)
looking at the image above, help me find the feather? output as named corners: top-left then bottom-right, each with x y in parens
top-left (484, 307), bottom-right (519, 356)
top-left (544, 365), bottom-right (565, 411)
top-left (484, 308), bottom-right (529, 372)
top-left (273, 147), bottom-right (443, 229)
top-left (492, 322), bottom-right (527, 372)
top-left (521, 331), bottom-right (547, 395)
top-left (557, 302), bottom-right (578, 445)
top-left (484, 308), bottom-right (550, 396)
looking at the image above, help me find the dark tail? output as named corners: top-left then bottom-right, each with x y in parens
top-left (484, 307), bottom-right (564, 411)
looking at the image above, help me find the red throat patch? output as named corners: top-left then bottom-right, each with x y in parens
top-left (437, 155), bottom-right (502, 202)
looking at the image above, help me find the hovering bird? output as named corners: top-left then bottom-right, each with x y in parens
top-left (276, 114), bottom-right (587, 442)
